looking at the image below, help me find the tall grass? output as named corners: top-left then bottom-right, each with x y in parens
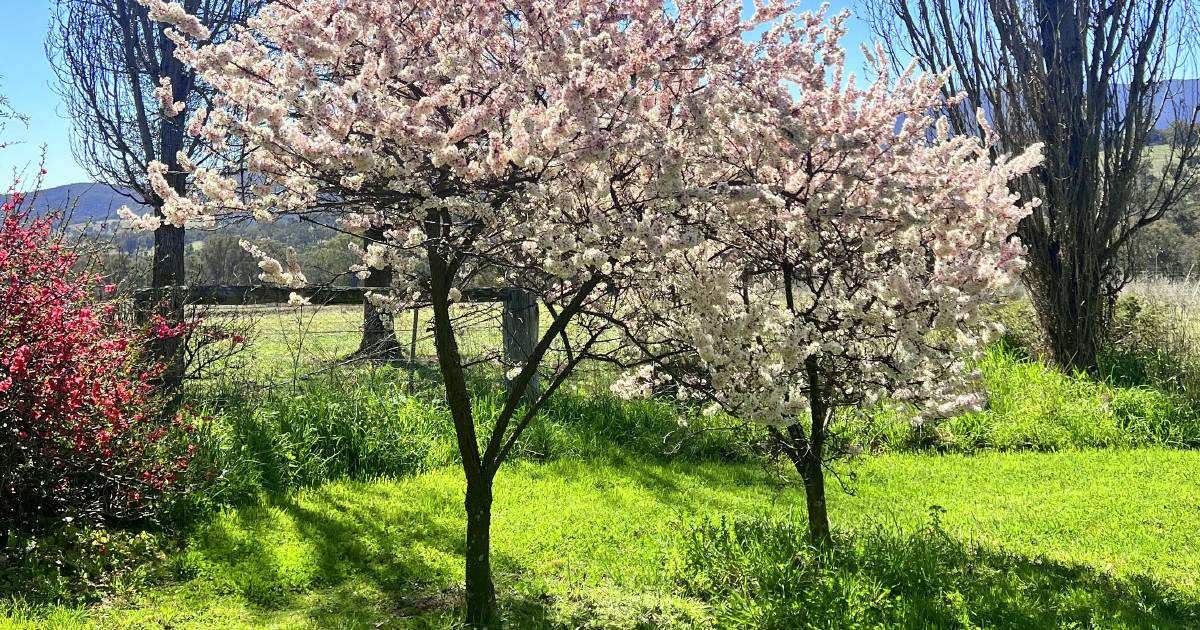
top-left (1107, 278), bottom-right (1200, 399)
top-left (183, 366), bottom-right (763, 508)
top-left (856, 345), bottom-right (1200, 453)
top-left (849, 289), bottom-right (1200, 453)
top-left (188, 319), bottom-right (1200, 510)
top-left (177, 283), bottom-right (1200, 507)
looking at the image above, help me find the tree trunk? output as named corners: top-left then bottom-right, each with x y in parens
top-left (426, 241), bottom-right (497, 627)
top-left (149, 18), bottom-right (191, 392)
top-left (791, 357), bottom-right (833, 548)
top-left (150, 223), bottom-right (186, 391)
top-left (1026, 244), bottom-right (1106, 373)
top-left (356, 230), bottom-right (402, 362)
top-left (464, 478), bottom-right (496, 628)
top-left (795, 444), bottom-right (831, 548)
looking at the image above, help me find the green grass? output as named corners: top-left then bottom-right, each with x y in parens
top-left (684, 513), bottom-right (1200, 628)
top-left (187, 341), bottom-right (1200, 516)
top-left (214, 297), bottom-right (1200, 459)
top-left (6, 449), bottom-right (1199, 628)
top-left (857, 345), bottom-right (1200, 452)
top-left (180, 370), bottom-right (759, 510)
top-left (219, 300), bottom-right (609, 382)
top-left (12, 295), bottom-right (1200, 628)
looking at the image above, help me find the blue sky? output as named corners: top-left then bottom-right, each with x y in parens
top-left (1, 1), bottom-right (80, 187)
top-left (0, 0), bottom-right (875, 189)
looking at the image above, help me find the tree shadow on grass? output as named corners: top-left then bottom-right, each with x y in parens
top-left (682, 515), bottom-right (1200, 629)
top-left (186, 479), bottom-right (557, 627)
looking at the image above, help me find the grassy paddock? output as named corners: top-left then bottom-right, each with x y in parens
top-left (211, 303), bottom-right (510, 378)
top-left (5, 449), bottom-right (1199, 628)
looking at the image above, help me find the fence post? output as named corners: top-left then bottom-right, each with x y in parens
top-left (502, 289), bottom-right (539, 401)
top-left (132, 288), bottom-right (154, 326)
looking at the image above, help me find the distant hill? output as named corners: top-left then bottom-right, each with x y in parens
top-left (13, 181), bottom-right (342, 253)
top-left (1158, 79), bottom-right (1200, 127)
top-left (1116, 78), bottom-right (1200, 128)
top-left (24, 182), bottom-right (150, 224)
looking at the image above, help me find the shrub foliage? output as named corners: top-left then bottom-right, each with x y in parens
top-left (0, 192), bottom-right (192, 538)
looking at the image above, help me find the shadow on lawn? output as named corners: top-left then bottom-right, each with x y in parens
top-left (169, 459), bottom-right (1200, 629)
top-left (190, 480), bottom-right (559, 627)
top-left (682, 513), bottom-right (1200, 630)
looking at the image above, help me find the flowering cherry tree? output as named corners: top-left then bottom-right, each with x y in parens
top-left (132, 0), bottom-right (802, 624)
top-left (611, 15), bottom-right (1044, 546)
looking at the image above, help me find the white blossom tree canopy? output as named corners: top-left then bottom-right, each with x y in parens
top-left (617, 42), bottom-right (1044, 426)
top-left (131, 0), bottom-right (808, 305)
top-left (601, 11), bottom-right (1043, 548)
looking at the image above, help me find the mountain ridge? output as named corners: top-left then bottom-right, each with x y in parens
top-left (24, 182), bottom-right (150, 224)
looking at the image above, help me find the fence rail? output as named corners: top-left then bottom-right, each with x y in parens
top-left (132, 285), bottom-right (520, 308)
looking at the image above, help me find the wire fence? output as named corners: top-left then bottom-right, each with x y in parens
top-left (134, 286), bottom-right (619, 395)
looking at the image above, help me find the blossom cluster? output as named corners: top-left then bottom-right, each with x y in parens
top-left (131, 0), bottom-right (796, 313)
top-left (239, 239), bottom-right (306, 288)
top-left (613, 20), bottom-right (1043, 428)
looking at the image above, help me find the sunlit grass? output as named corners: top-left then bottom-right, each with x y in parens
top-left (6, 450), bottom-right (1199, 628)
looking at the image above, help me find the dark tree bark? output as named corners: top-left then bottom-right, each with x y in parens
top-left (355, 228), bottom-right (403, 362)
top-left (422, 206), bottom-right (608, 626)
top-left (463, 479), bottom-right (496, 628)
top-left (149, 11), bottom-right (192, 390)
top-left (772, 357), bottom-right (833, 549)
top-left (868, 0), bottom-right (1200, 372)
top-left (799, 358), bottom-right (832, 548)
top-left (149, 224), bottom-right (186, 389)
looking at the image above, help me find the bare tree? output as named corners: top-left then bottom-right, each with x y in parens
top-left (868, 0), bottom-right (1200, 372)
top-left (47, 0), bottom-right (263, 388)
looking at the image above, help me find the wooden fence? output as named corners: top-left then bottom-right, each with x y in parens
top-left (133, 285), bottom-right (541, 393)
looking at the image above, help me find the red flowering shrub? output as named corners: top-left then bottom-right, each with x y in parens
top-left (0, 189), bottom-right (193, 538)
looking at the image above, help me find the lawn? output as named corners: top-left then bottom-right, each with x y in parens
top-left (9, 301), bottom-right (1200, 629)
top-left (9, 449), bottom-right (1200, 629)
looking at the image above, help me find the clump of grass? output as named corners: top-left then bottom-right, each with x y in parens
top-left (680, 514), bottom-right (1200, 629)
top-left (184, 368), bottom-right (457, 504)
top-left (521, 390), bottom-right (763, 463)
top-left (971, 345), bottom-right (1198, 449)
top-left (0, 524), bottom-right (176, 608)
top-left (1102, 291), bottom-right (1200, 403)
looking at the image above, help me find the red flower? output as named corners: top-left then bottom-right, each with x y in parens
top-left (0, 178), bottom-right (192, 529)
